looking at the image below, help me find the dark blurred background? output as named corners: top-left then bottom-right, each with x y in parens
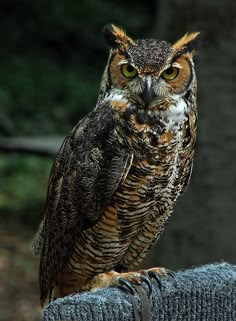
top-left (0, 0), bottom-right (235, 320)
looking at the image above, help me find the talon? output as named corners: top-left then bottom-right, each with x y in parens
top-left (166, 269), bottom-right (177, 286)
top-left (118, 277), bottom-right (135, 295)
top-left (140, 274), bottom-right (152, 295)
top-left (147, 270), bottom-right (162, 291)
top-left (166, 269), bottom-right (176, 278)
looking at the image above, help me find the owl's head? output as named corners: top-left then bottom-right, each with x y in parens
top-left (101, 24), bottom-right (200, 108)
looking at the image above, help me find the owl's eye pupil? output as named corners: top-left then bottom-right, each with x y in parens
top-left (165, 67), bottom-right (174, 75)
top-left (127, 65), bottom-right (134, 72)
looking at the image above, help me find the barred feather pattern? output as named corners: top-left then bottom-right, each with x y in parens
top-left (36, 26), bottom-right (199, 305)
top-left (56, 87), bottom-right (197, 296)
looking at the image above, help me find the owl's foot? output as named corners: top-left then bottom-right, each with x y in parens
top-left (89, 267), bottom-right (169, 294)
top-left (144, 267), bottom-right (177, 290)
top-left (89, 271), bottom-right (142, 293)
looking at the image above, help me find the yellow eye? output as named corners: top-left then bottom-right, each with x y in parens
top-left (121, 64), bottom-right (137, 78)
top-left (161, 67), bottom-right (179, 80)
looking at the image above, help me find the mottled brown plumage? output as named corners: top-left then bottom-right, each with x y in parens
top-left (32, 24), bottom-right (200, 306)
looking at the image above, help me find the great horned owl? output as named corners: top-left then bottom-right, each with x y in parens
top-left (33, 24), bottom-right (200, 306)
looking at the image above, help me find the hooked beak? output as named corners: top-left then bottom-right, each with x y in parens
top-left (142, 76), bottom-right (153, 107)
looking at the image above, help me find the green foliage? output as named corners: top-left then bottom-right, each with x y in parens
top-left (0, 155), bottom-right (52, 224)
top-left (0, 54), bottom-right (98, 135)
top-left (0, 0), bottom-right (153, 136)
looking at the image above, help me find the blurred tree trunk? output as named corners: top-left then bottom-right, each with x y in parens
top-left (145, 0), bottom-right (236, 269)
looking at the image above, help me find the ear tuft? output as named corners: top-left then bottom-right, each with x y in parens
top-left (102, 24), bottom-right (119, 47)
top-left (173, 32), bottom-right (201, 55)
top-left (102, 24), bottom-right (136, 51)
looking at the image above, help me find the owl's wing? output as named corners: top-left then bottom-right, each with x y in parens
top-left (180, 111), bottom-right (197, 195)
top-left (39, 103), bottom-right (133, 305)
top-left (180, 161), bottom-right (193, 195)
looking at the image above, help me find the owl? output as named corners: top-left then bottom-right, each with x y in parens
top-left (32, 24), bottom-right (200, 307)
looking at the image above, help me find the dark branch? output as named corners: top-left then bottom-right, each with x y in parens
top-left (0, 137), bottom-right (63, 157)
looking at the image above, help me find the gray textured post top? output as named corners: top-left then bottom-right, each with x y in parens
top-left (43, 263), bottom-right (236, 321)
